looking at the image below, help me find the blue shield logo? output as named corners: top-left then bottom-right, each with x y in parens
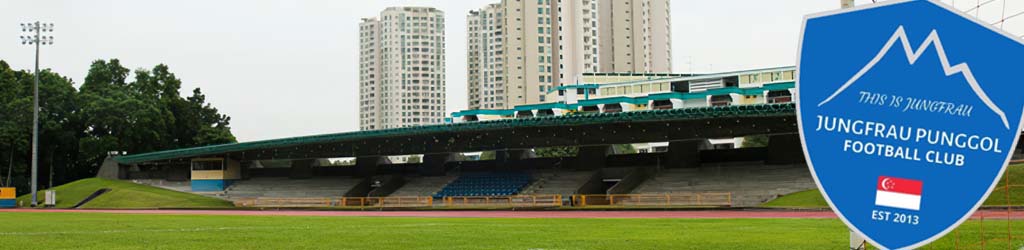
top-left (797, 0), bottom-right (1024, 248)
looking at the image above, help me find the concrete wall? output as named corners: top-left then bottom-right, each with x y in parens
top-left (573, 146), bottom-right (612, 170)
top-left (666, 140), bottom-right (707, 168)
top-left (767, 134), bottom-right (805, 164)
top-left (289, 159), bottom-right (314, 179)
top-left (607, 167), bottom-right (651, 194)
top-left (366, 175), bottom-right (406, 197)
top-left (419, 154), bottom-right (452, 176)
top-left (190, 179), bottom-right (231, 192)
top-left (344, 178), bottom-right (373, 197)
top-left (96, 157), bottom-right (122, 180)
top-left (700, 148), bottom-right (768, 163)
top-left (225, 159), bottom-right (241, 180)
top-left (681, 99), bottom-right (705, 108)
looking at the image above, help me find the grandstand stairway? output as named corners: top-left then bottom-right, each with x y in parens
top-left (222, 177), bottom-right (362, 200)
top-left (389, 175), bottom-right (458, 197)
top-left (576, 167), bottom-right (648, 195)
top-left (633, 162), bottom-right (815, 207)
top-left (365, 175), bottom-right (406, 197)
top-left (519, 170), bottom-right (595, 197)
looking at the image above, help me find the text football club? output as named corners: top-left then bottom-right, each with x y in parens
top-left (797, 0), bottom-right (1024, 249)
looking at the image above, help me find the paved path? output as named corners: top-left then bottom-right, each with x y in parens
top-left (6, 209), bottom-right (1024, 219)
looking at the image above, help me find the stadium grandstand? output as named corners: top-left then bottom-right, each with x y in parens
top-left (102, 66), bottom-right (830, 208)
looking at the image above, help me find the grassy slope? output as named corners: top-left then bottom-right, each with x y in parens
top-left (15, 178), bottom-right (233, 209)
top-left (0, 212), bottom-right (1018, 250)
top-left (761, 189), bottom-right (828, 208)
top-left (763, 164), bottom-right (1024, 208)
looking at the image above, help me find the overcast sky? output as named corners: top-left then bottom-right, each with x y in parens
top-left (1, 0), bottom-right (1020, 142)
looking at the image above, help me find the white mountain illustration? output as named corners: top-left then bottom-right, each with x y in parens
top-left (816, 25), bottom-right (1010, 129)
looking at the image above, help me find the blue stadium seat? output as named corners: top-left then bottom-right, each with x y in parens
top-left (433, 172), bottom-right (532, 198)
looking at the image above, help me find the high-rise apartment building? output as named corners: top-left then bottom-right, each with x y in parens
top-left (359, 7), bottom-right (446, 130)
top-left (467, 4), bottom-right (505, 110)
top-left (467, 0), bottom-right (599, 109)
top-left (598, 0), bottom-right (672, 73)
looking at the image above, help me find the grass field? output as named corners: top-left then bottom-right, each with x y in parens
top-left (764, 164), bottom-right (1024, 208)
top-left (0, 212), bottom-right (1020, 250)
top-left (15, 178), bottom-right (233, 209)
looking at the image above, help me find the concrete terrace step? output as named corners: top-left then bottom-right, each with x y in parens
top-left (633, 163), bottom-right (815, 207)
top-left (525, 170), bottom-right (594, 196)
top-left (390, 175), bottom-right (458, 197)
top-left (222, 177), bottom-right (362, 200)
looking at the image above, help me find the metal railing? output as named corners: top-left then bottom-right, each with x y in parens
top-left (341, 196), bottom-right (434, 208)
top-left (443, 195), bottom-right (563, 208)
top-left (234, 196), bottom-right (433, 208)
top-left (234, 197), bottom-right (334, 208)
top-left (232, 193), bottom-right (729, 208)
top-left (572, 193), bottom-right (732, 207)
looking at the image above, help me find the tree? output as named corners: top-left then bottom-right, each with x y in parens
top-left (78, 60), bottom-right (236, 169)
top-left (480, 151), bottom-right (496, 160)
top-left (184, 88), bottom-right (235, 145)
top-left (405, 155), bottom-right (422, 164)
top-left (0, 59), bottom-right (238, 194)
top-left (742, 135), bottom-right (770, 148)
top-left (0, 61), bottom-right (80, 190)
top-left (452, 153), bottom-right (475, 161)
top-left (36, 68), bottom-right (83, 187)
top-left (330, 159), bottom-right (356, 166)
top-left (613, 144), bottom-right (637, 154)
top-left (0, 61), bottom-right (29, 188)
top-left (78, 59), bottom-right (136, 168)
top-left (534, 146), bottom-right (578, 158)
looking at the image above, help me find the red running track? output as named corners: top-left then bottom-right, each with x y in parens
top-left (2, 209), bottom-right (837, 218)
top-left (4, 209), bottom-right (1024, 219)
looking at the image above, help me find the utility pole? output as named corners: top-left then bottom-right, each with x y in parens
top-left (841, 2), bottom-right (865, 249)
top-left (19, 22), bottom-right (54, 207)
top-left (833, 1), bottom-right (870, 249)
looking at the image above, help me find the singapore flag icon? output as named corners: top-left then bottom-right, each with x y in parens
top-left (875, 176), bottom-right (923, 211)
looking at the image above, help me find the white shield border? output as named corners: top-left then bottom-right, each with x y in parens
top-left (795, 0), bottom-right (1024, 249)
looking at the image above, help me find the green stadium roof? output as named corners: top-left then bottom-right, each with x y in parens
top-left (115, 103), bottom-right (797, 165)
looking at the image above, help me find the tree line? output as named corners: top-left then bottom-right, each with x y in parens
top-left (0, 59), bottom-right (236, 194)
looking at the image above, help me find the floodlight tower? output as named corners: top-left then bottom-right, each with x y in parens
top-left (18, 22), bottom-right (54, 207)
